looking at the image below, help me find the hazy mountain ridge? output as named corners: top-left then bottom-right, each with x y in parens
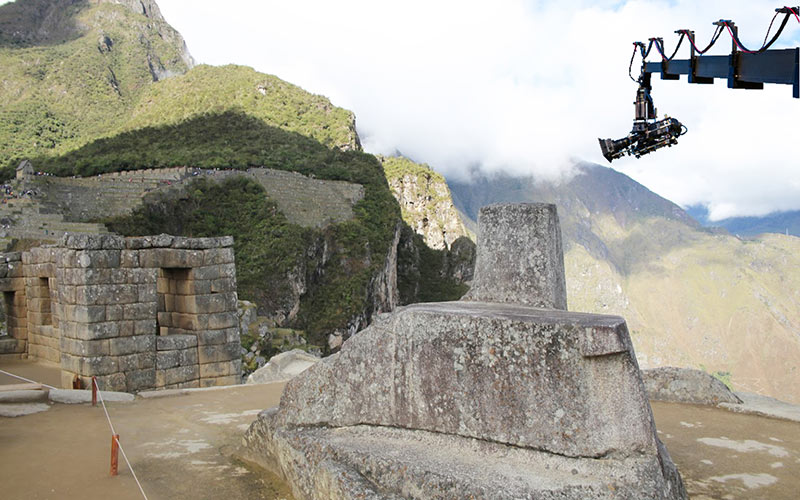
top-left (449, 165), bottom-right (800, 404)
top-left (687, 204), bottom-right (800, 238)
top-left (450, 164), bottom-right (701, 274)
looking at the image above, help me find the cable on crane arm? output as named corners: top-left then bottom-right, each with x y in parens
top-left (628, 44), bottom-right (640, 82)
top-left (651, 36), bottom-right (685, 61)
top-left (789, 6), bottom-right (800, 24)
top-left (682, 25), bottom-right (724, 55)
top-left (667, 32), bottom-right (686, 60)
top-left (724, 11), bottom-right (793, 54)
top-left (754, 10), bottom-right (793, 51)
top-left (761, 11), bottom-right (783, 48)
top-left (638, 39), bottom-right (655, 59)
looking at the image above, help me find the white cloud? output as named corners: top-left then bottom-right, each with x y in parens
top-left (154, 1), bottom-right (800, 218)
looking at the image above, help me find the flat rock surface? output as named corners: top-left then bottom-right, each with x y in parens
top-left (244, 416), bottom-right (684, 500)
top-left (722, 392), bottom-right (800, 423)
top-left (464, 203), bottom-right (567, 309)
top-left (643, 367), bottom-right (742, 406)
top-left (247, 349), bottom-right (320, 384)
top-left (0, 389), bottom-right (48, 404)
top-left (0, 402), bottom-right (50, 417)
top-left (49, 389), bottom-right (135, 404)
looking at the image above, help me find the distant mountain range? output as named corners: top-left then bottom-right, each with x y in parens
top-left (686, 205), bottom-right (800, 238)
top-left (449, 165), bottom-right (800, 404)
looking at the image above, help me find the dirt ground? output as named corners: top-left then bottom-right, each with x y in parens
top-left (2, 360), bottom-right (800, 500)
top-left (652, 402), bottom-right (800, 500)
top-left (0, 362), bottom-right (293, 500)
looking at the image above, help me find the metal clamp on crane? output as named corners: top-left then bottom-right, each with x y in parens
top-left (599, 6), bottom-right (800, 162)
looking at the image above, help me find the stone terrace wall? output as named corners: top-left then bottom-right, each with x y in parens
top-left (26, 167), bottom-right (364, 229)
top-left (219, 169), bottom-right (365, 228)
top-left (0, 234), bottom-right (242, 392)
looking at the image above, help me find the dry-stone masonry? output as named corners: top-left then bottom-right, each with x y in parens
top-left (244, 203), bottom-right (686, 499)
top-left (0, 234), bottom-right (242, 392)
top-left (22, 166), bottom-right (363, 232)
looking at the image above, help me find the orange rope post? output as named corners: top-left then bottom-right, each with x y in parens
top-left (111, 434), bottom-right (120, 476)
top-left (92, 376), bottom-right (97, 406)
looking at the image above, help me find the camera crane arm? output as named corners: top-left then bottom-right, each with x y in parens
top-left (599, 6), bottom-right (800, 163)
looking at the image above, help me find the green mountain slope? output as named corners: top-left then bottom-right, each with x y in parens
top-left (0, 0), bottom-right (193, 170)
top-left (0, 0), bottom-right (462, 350)
top-left (450, 165), bottom-right (800, 404)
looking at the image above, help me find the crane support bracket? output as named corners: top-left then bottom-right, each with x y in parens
top-left (644, 47), bottom-right (800, 98)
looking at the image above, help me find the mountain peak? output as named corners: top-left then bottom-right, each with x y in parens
top-left (0, 0), bottom-right (193, 69)
top-left (98, 0), bottom-right (165, 22)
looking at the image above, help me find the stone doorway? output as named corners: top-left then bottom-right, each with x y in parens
top-left (27, 276), bottom-right (58, 363)
top-left (157, 268), bottom-right (192, 336)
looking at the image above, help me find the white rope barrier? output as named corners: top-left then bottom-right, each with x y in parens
top-left (93, 378), bottom-right (149, 500)
top-left (0, 369), bottom-right (58, 390)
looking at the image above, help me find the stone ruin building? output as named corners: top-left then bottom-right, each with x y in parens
top-left (0, 233), bottom-right (242, 392)
top-left (244, 203), bottom-right (687, 499)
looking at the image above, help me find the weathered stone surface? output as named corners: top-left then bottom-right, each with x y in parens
top-left (157, 348), bottom-right (198, 369)
top-left (246, 349), bottom-right (320, 384)
top-left (198, 375), bottom-right (240, 387)
top-left (0, 338), bottom-right (27, 354)
top-left (642, 367), bottom-right (743, 406)
top-left (156, 334), bottom-right (197, 351)
top-left (0, 389), bottom-right (48, 404)
top-left (197, 342), bottom-right (239, 364)
top-left (0, 403), bottom-right (51, 417)
top-left (274, 302), bottom-right (653, 458)
top-left (245, 418), bottom-right (685, 500)
top-left (48, 389), bottom-right (134, 404)
top-left (463, 203), bottom-right (567, 309)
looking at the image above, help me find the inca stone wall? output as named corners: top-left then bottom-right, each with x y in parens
top-left (244, 203), bottom-right (686, 499)
top-left (0, 234), bottom-right (242, 392)
top-left (24, 166), bottom-right (364, 230)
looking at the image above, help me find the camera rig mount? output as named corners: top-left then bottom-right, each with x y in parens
top-left (599, 6), bottom-right (800, 163)
top-left (599, 71), bottom-right (686, 162)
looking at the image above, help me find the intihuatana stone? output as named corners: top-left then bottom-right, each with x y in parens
top-left (464, 203), bottom-right (567, 309)
top-left (244, 203), bottom-right (685, 500)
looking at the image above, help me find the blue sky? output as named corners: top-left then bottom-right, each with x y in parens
top-left (3, 0), bottom-right (799, 220)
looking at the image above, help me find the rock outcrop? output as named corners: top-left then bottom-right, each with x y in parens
top-left (246, 349), bottom-right (320, 385)
top-left (382, 156), bottom-right (470, 251)
top-left (643, 367), bottom-right (743, 406)
top-left (244, 203), bottom-right (685, 499)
